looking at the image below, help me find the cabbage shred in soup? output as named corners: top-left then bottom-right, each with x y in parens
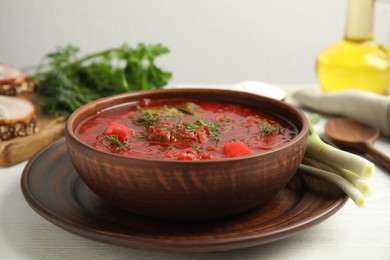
top-left (76, 98), bottom-right (298, 160)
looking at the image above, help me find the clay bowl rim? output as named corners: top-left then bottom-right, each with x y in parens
top-left (66, 88), bottom-right (309, 165)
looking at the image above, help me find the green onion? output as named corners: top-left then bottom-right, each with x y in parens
top-left (305, 123), bottom-right (374, 178)
top-left (299, 164), bottom-right (366, 208)
top-left (300, 114), bottom-right (375, 207)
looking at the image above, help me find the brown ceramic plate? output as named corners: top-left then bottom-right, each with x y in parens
top-left (21, 138), bottom-right (347, 253)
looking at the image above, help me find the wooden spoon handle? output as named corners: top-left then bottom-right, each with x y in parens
top-left (365, 145), bottom-right (390, 172)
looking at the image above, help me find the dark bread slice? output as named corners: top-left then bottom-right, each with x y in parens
top-left (0, 95), bottom-right (37, 141)
top-left (0, 64), bottom-right (36, 96)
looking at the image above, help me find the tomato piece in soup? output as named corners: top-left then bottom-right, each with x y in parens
top-left (103, 122), bottom-right (134, 141)
top-left (223, 142), bottom-right (254, 157)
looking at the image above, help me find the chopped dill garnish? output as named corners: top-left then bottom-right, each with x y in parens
top-left (197, 119), bottom-right (221, 141)
top-left (220, 114), bottom-right (234, 124)
top-left (259, 120), bottom-right (284, 136)
top-left (101, 135), bottom-right (122, 146)
top-left (100, 135), bottom-right (131, 151)
top-left (176, 121), bottom-right (201, 132)
top-left (133, 111), bottom-right (160, 126)
top-left (208, 123), bottom-right (221, 141)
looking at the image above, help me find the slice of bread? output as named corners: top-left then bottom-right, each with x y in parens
top-left (0, 64), bottom-right (36, 96)
top-left (0, 95), bottom-right (37, 141)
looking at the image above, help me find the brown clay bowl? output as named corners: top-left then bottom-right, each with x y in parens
top-left (65, 88), bottom-right (309, 221)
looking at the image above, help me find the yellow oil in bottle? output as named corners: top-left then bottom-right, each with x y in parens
top-left (317, 40), bottom-right (390, 94)
top-left (316, 0), bottom-right (390, 94)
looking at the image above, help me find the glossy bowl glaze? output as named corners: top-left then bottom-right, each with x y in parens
top-left (65, 88), bottom-right (309, 221)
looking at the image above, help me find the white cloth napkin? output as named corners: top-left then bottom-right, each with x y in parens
top-left (292, 88), bottom-right (390, 137)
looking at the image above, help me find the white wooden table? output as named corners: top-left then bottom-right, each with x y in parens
top-left (1, 86), bottom-right (390, 259)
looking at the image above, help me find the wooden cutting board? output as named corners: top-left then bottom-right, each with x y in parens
top-left (0, 95), bottom-right (66, 167)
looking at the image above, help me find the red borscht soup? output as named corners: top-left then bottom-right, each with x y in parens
top-left (76, 98), bottom-right (298, 160)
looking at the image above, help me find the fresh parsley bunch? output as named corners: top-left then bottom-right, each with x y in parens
top-left (34, 43), bottom-right (172, 117)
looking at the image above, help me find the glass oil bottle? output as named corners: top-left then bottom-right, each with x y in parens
top-left (316, 0), bottom-right (390, 94)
